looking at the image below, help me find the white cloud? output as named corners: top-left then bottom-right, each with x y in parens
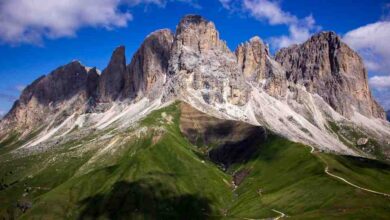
top-left (0, 110), bottom-right (5, 119)
top-left (125, 0), bottom-right (165, 6)
top-left (242, 0), bottom-right (297, 25)
top-left (0, 0), bottom-right (135, 44)
top-left (371, 87), bottom-right (390, 111)
top-left (368, 73), bottom-right (390, 112)
top-left (343, 21), bottom-right (390, 73)
top-left (219, 0), bottom-right (232, 9)
top-left (369, 75), bottom-right (390, 89)
top-left (270, 19), bottom-right (314, 48)
top-left (220, 0), bottom-right (319, 49)
top-left (0, 0), bottom-right (199, 45)
top-left (344, 21), bottom-right (390, 110)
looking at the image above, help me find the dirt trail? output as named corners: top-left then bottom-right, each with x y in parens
top-left (308, 145), bottom-right (390, 198)
top-left (271, 209), bottom-right (286, 219)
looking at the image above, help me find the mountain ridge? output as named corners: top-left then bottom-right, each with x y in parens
top-left (0, 14), bottom-right (389, 160)
top-left (0, 13), bottom-right (390, 217)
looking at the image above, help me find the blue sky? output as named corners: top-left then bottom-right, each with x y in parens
top-left (0, 0), bottom-right (389, 116)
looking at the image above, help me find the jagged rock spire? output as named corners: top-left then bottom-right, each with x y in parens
top-left (98, 46), bottom-right (127, 102)
top-left (124, 29), bottom-right (174, 100)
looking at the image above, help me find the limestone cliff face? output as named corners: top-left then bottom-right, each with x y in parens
top-left (2, 61), bottom-right (90, 131)
top-left (124, 29), bottom-right (174, 100)
top-left (86, 68), bottom-right (100, 101)
top-left (236, 37), bottom-right (269, 81)
top-left (98, 46), bottom-right (127, 102)
top-left (1, 15), bottom-right (386, 141)
top-left (169, 15), bottom-right (249, 105)
top-left (0, 14), bottom-right (389, 160)
top-left (235, 37), bottom-right (287, 98)
top-left (275, 32), bottom-right (385, 119)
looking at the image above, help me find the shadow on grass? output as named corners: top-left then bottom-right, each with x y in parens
top-left (78, 178), bottom-right (213, 220)
top-left (338, 155), bottom-right (390, 170)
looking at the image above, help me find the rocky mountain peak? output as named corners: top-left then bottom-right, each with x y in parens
top-left (2, 61), bottom-right (90, 130)
top-left (98, 46), bottom-right (127, 102)
top-left (1, 15), bottom-right (387, 157)
top-left (169, 15), bottom-right (248, 106)
top-left (124, 29), bottom-right (174, 100)
top-left (178, 14), bottom-right (208, 27)
top-left (110, 46), bottom-right (126, 65)
top-left (174, 15), bottom-right (228, 53)
top-left (236, 36), bottom-right (270, 80)
top-left (275, 31), bottom-right (385, 119)
top-left (235, 36), bottom-right (286, 98)
top-left (86, 67), bottom-right (100, 100)
top-left (19, 60), bottom-right (88, 105)
top-left (311, 31), bottom-right (340, 42)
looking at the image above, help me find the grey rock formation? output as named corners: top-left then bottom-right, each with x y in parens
top-left (235, 36), bottom-right (287, 98)
top-left (169, 15), bottom-right (249, 105)
top-left (98, 46), bottom-right (127, 102)
top-left (124, 29), bottom-right (174, 100)
top-left (275, 32), bottom-right (385, 119)
top-left (86, 68), bottom-right (100, 101)
top-left (0, 15), bottom-right (387, 159)
top-left (2, 61), bottom-right (89, 130)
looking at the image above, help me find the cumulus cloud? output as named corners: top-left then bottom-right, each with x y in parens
top-left (368, 75), bottom-right (390, 110)
top-left (0, 0), bottom-right (136, 44)
top-left (371, 88), bottom-right (390, 111)
top-left (125, 0), bottom-right (165, 6)
top-left (220, 0), bottom-right (319, 49)
top-left (0, 0), bottom-right (199, 45)
top-left (270, 16), bottom-right (317, 49)
top-left (369, 75), bottom-right (390, 89)
top-left (344, 21), bottom-right (390, 110)
top-left (242, 0), bottom-right (297, 25)
top-left (343, 21), bottom-right (390, 73)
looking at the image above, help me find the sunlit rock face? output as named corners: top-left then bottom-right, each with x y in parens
top-left (235, 36), bottom-right (287, 98)
top-left (98, 46), bottom-right (127, 103)
top-left (1, 61), bottom-right (90, 132)
top-left (275, 31), bottom-right (385, 119)
top-left (124, 29), bottom-right (174, 100)
top-left (1, 15), bottom-right (388, 160)
top-left (168, 15), bottom-right (249, 106)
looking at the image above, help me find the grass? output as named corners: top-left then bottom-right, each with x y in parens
top-left (326, 121), bottom-right (388, 160)
top-left (0, 102), bottom-right (389, 219)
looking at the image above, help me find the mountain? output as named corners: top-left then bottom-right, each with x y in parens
top-left (0, 15), bottom-right (389, 219)
top-left (387, 110), bottom-right (390, 121)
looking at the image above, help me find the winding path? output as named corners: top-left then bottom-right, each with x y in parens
top-left (271, 209), bottom-right (286, 219)
top-left (241, 209), bottom-right (286, 220)
top-left (308, 146), bottom-right (390, 198)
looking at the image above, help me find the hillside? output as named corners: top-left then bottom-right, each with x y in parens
top-left (0, 102), bottom-right (389, 219)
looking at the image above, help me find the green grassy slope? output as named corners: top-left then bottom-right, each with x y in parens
top-left (0, 102), bottom-right (389, 219)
